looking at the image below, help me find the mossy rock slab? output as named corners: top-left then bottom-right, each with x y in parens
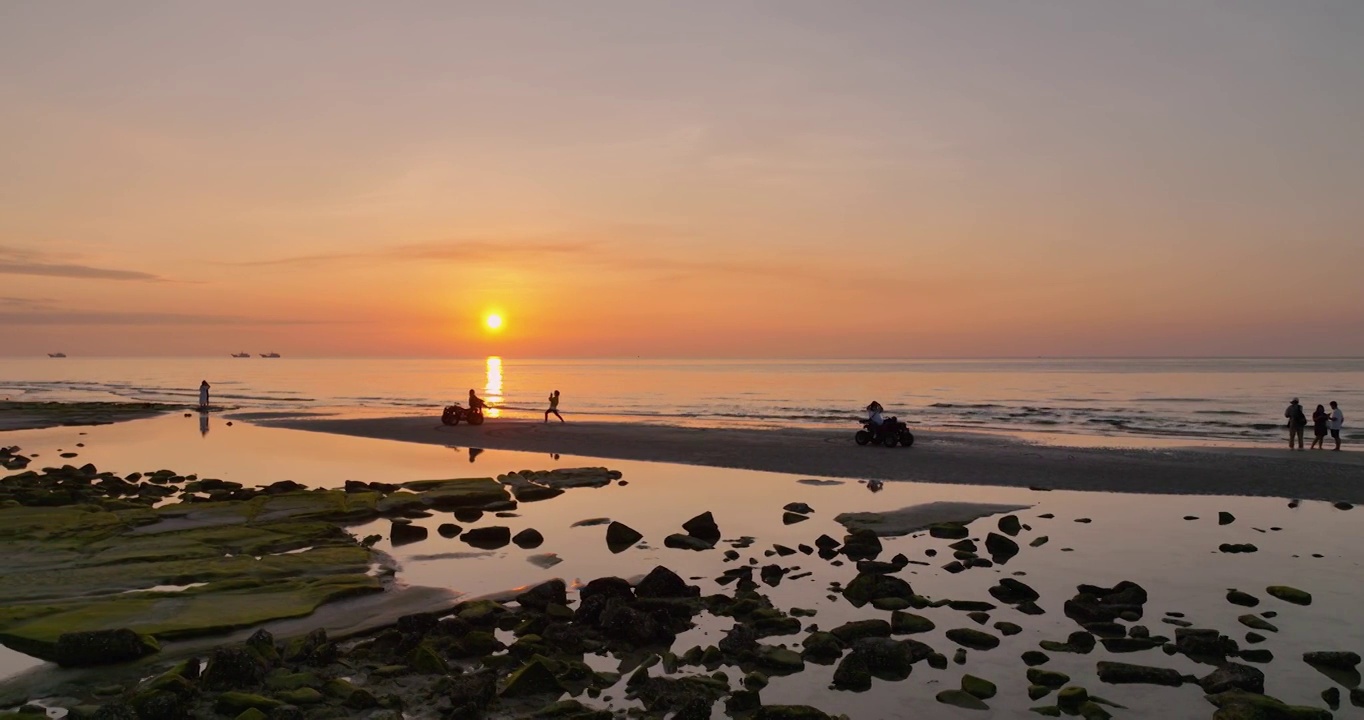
top-left (397, 478), bottom-right (510, 509)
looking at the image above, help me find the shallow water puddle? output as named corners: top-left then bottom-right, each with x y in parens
top-left (1, 417), bottom-right (1361, 718)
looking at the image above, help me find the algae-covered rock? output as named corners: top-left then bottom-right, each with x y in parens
top-left (832, 651), bottom-right (872, 691)
top-left (754, 707), bottom-right (833, 720)
top-left (1303, 651), bottom-right (1360, 670)
top-left (53, 628), bottom-right (159, 667)
top-left (407, 643), bottom-right (449, 674)
top-left (936, 689), bottom-right (988, 710)
top-left (1198, 663), bottom-right (1265, 694)
top-left (842, 573), bottom-right (913, 607)
top-left (1227, 590), bottom-right (1260, 607)
top-left (962, 675), bottom-right (997, 699)
top-left (830, 620), bottom-right (890, 643)
top-left (1265, 586), bottom-right (1312, 606)
top-left (1205, 689), bottom-right (1332, 720)
top-left (213, 693), bottom-right (282, 714)
top-left (273, 688), bottom-right (323, 705)
top-left (501, 656), bottom-right (565, 697)
top-left (756, 646), bottom-right (805, 672)
top-left (800, 631), bottom-right (844, 661)
top-left (1056, 687), bottom-right (1088, 712)
top-left (891, 611), bottom-right (935, 635)
top-left (1027, 668), bottom-right (1070, 688)
top-left (1095, 661), bottom-right (1184, 687)
top-left (1022, 651), bottom-right (1051, 666)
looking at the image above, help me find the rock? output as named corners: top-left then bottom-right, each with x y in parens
top-left (1322, 687), bottom-right (1341, 710)
top-left (203, 647), bottom-right (267, 690)
top-left (54, 629), bottom-right (159, 668)
top-left (989, 578), bottom-right (1040, 604)
top-left (1205, 689), bottom-right (1333, 720)
top-left (1227, 590), bottom-right (1259, 607)
top-left (756, 646), bottom-right (805, 672)
top-left (527, 553), bottom-right (562, 568)
top-left (462, 526), bottom-right (511, 549)
top-left (664, 533), bottom-right (714, 551)
top-left (840, 529), bottom-right (883, 560)
top-left (984, 533), bottom-right (1020, 563)
top-left (605, 522), bottom-right (643, 550)
top-left (870, 597), bottom-right (911, 611)
top-left (784, 502), bottom-right (814, 514)
top-left (962, 675), bottom-right (997, 699)
top-left (946, 628), bottom-right (999, 651)
top-left (841, 572), bottom-right (913, 607)
top-left (274, 687), bottom-right (324, 705)
top-left (994, 622), bottom-right (1023, 636)
top-left (682, 512), bottom-right (721, 542)
top-left (1056, 687), bottom-right (1089, 712)
top-left (1218, 512), bottom-right (1235, 525)
top-left (754, 707), bottom-right (834, 720)
top-left (1096, 661), bottom-right (1184, 687)
top-left (389, 521), bottom-right (429, 546)
top-left (1022, 651), bottom-right (1050, 666)
top-left (1238, 615), bottom-right (1278, 633)
top-left (1028, 669), bottom-right (1070, 688)
top-left (998, 514), bottom-right (1021, 536)
top-left (850, 637), bottom-right (922, 680)
top-left (635, 566), bottom-right (699, 599)
top-left (782, 512), bottom-right (809, 525)
top-left (719, 624), bottom-right (759, 657)
top-left (1198, 663), bottom-right (1265, 694)
top-left (838, 502), bottom-right (1029, 537)
top-left (517, 579), bottom-right (568, 610)
top-left (1266, 585), bottom-right (1312, 605)
top-left (512, 528), bottom-right (544, 548)
top-left (453, 508), bottom-right (483, 523)
top-left (437, 523), bottom-right (462, 538)
top-left (213, 693), bottom-right (282, 714)
top-left (929, 523), bottom-right (970, 539)
top-left (891, 611), bottom-right (935, 635)
top-left (1303, 651), bottom-right (1361, 670)
top-left (800, 631), bottom-right (844, 661)
top-left (936, 689), bottom-right (988, 710)
top-left (832, 651), bottom-right (872, 691)
top-left (1028, 685), bottom-right (1052, 701)
top-left (831, 620), bottom-right (891, 644)
top-left (501, 657), bottom-right (564, 697)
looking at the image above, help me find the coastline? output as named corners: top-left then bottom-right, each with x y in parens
top-left (262, 416), bottom-right (1364, 503)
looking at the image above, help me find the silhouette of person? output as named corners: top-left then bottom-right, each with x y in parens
top-left (469, 447), bottom-right (484, 463)
top-left (545, 390), bottom-right (564, 423)
top-left (199, 380), bottom-right (211, 410)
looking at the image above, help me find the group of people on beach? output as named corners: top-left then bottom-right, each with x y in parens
top-left (466, 388), bottom-right (565, 423)
top-left (1284, 398), bottom-right (1343, 451)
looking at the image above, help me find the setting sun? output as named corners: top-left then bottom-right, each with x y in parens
top-left (484, 313), bottom-right (504, 331)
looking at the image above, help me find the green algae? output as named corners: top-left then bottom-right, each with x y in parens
top-left (0, 401), bottom-right (182, 431)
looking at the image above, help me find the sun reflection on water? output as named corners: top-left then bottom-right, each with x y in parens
top-left (485, 356), bottom-right (503, 418)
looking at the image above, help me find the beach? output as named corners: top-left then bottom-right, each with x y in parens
top-left (268, 416), bottom-right (1364, 504)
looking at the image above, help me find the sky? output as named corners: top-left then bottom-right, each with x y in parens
top-left (1, 1), bottom-right (1362, 358)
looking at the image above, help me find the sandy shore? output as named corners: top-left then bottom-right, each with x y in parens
top-left (266, 417), bottom-right (1364, 503)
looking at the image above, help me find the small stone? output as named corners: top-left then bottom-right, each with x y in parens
top-left (437, 523), bottom-right (462, 538)
top-left (512, 528), bottom-right (543, 549)
top-left (890, 612), bottom-right (935, 635)
top-left (994, 622), bottom-right (1022, 636)
top-left (1022, 651), bottom-right (1050, 667)
top-left (1028, 668), bottom-right (1070, 688)
top-left (946, 628), bottom-right (999, 651)
top-left (936, 689), bottom-right (988, 710)
top-left (1237, 615), bottom-right (1278, 633)
top-left (1226, 590), bottom-right (1259, 607)
top-left (1218, 511), bottom-right (1235, 525)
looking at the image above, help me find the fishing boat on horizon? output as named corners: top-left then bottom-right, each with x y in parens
top-left (231, 352), bottom-right (251, 358)
top-left (47, 352), bottom-right (67, 358)
top-left (259, 352), bottom-right (281, 358)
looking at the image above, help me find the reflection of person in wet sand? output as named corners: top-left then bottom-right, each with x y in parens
top-left (198, 412), bottom-right (209, 437)
top-left (469, 447), bottom-right (483, 463)
top-left (544, 390), bottom-right (564, 423)
top-left (199, 380), bottom-right (211, 410)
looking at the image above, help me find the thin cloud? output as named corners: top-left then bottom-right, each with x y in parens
top-left (0, 311), bottom-right (336, 326)
top-left (0, 245), bottom-right (166, 281)
top-left (230, 238), bottom-right (601, 268)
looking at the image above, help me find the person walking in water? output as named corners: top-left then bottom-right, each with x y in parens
top-left (1284, 398), bottom-right (1307, 450)
top-left (1311, 404), bottom-right (1329, 450)
top-left (199, 380), bottom-right (211, 410)
top-left (1329, 401), bottom-right (1344, 451)
top-left (544, 390), bottom-right (564, 423)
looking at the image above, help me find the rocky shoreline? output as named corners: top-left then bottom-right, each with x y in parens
top-left (1, 435), bottom-right (1361, 719)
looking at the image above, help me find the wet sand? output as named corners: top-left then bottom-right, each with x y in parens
top-left (266, 417), bottom-right (1364, 503)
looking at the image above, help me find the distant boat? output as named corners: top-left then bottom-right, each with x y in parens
top-left (231, 352), bottom-right (251, 358)
top-left (47, 352), bottom-right (67, 358)
top-left (259, 352), bottom-right (281, 358)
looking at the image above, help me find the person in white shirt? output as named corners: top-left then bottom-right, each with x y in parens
top-left (866, 401), bottom-right (884, 427)
top-left (1328, 401), bottom-right (1344, 451)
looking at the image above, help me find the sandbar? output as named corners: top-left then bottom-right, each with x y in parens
top-left (265, 417), bottom-right (1364, 503)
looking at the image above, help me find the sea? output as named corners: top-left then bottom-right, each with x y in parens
top-left (1, 357), bottom-right (1358, 447)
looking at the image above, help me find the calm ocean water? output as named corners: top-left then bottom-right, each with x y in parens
top-left (0, 357), bottom-right (1359, 445)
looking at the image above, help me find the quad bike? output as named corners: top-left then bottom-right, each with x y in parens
top-left (441, 403), bottom-right (485, 426)
top-left (855, 418), bottom-right (914, 447)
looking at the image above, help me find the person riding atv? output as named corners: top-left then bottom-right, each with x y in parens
top-left (442, 389), bottom-right (491, 426)
top-left (856, 400), bottom-right (913, 447)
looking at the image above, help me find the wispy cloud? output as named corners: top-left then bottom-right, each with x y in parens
top-left (230, 238), bottom-right (601, 268)
top-left (0, 311), bottom-right (335, 326)
top-left (0, 245), bottom-right (166, 281)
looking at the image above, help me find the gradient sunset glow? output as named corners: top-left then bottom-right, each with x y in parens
top-left (2, 3), bottom-right (1362, 357)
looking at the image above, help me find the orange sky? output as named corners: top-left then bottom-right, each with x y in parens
top-left (2, 3), bottom-right (1362, 357)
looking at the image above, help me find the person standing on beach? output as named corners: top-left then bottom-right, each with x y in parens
top-left (1284, 398), bottom-right (1307, 450)
top-left (544, 390), bottom-right (564, 423)
top-left (199, 380), bottom-right (211, 410)
top-left (1311, 404), bottom-right (1329, 450)
top-left (1329, 401), bottom-right (1344, 451)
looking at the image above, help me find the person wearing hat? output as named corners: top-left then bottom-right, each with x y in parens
top-left (1283, 398), bottom-right (1308, 450)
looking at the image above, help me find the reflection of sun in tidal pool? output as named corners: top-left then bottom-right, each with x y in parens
top-left (485, 314), bottom-right (503, 331)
